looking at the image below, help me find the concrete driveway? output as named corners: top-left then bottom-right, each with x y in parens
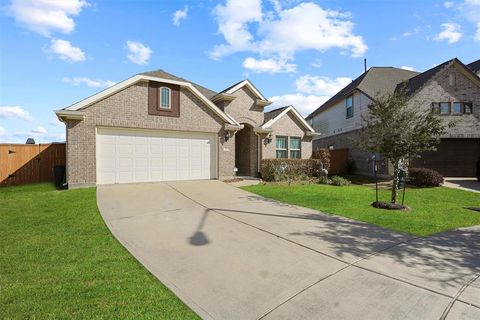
top-left (97, 180), bottom-right (480, 320)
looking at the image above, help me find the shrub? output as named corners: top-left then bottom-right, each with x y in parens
top-left (407, 168), bottom-right (443, 187)
top-left (311, 148), bottom-right (331, 171)
top-left (260, 159), bottom-right (322, 182)
top-left (330, 176), bottom-right (351, 186)
top-left (318, 175), bottom-right (332, 185)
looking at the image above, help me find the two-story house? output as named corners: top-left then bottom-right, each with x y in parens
top-left (306, 58), bottom-right (480, 177)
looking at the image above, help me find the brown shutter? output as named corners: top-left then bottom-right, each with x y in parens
top-left (148, 81), bottom-right (158, 110)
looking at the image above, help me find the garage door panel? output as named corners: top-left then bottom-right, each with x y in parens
top-left (97, 128), bottom-right (216, 184)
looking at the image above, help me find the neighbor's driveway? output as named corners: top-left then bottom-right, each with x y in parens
top-left (97, 180), bottom-right (480, 320)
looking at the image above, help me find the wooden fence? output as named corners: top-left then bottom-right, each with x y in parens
top-left (329, 149), bottom-right (349, 174)
top-left (0, 143), bottom-right (66, 187)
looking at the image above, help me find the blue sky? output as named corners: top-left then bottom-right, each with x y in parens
top-left (0, 0), bottom-right (478, 143)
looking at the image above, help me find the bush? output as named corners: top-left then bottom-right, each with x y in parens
top-left (330, 176), bottom-right (351, 186)
top-left (318, 175), bottom-right (332, 185)
top-left (260, 159), bottom-right (322, 182)
top-left (407, 168), bottom-right (443, 187)
top-left (311, 148), bottom-right (330, 171)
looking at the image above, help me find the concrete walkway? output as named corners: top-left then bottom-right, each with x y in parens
top-left (444, 177), bottom-right (480, 193)
top-left (97, 180), bottom-right (480, 320)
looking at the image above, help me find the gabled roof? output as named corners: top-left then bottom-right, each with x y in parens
top-left (306, 67), bottom-right (418, 119)
top-left (219, 79), bottom-right (268, 101)
top-left (399, 58), bottom-right (480, 96)
top-left (264, 106), bottom-right (288, 122)
top-left (141, 69), bottom-right (218, 99)
top-left (56, 73), bottom-right (238, 126)
top-left (262, 106), bottom-right (316, 135)
top-left (466, 58), bottom-right (480, 75)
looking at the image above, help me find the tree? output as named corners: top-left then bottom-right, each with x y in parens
top-left (358, 88), bottom-right (452, 204)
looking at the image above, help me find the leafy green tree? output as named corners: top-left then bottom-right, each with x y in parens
top-left (359, 89), bottom-right (452, 204)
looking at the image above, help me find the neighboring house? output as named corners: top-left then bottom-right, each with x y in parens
top-left (55, 70), bottom-right (316, 188)
top-left (306, 58), bottom-right (480, 177)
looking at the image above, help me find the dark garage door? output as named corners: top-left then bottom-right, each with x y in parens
top-left (413, 138), bottom-right (480, 177)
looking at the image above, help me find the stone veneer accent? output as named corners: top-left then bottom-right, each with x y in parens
top-left (66, 82), bottom-right (235, 187)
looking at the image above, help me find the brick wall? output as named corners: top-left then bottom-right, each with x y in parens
top-left (263, 112), bottom-right (313, 160)
top-left (66, 82), bottom-right (236, 187)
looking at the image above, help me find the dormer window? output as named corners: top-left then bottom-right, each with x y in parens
top-left (159, 87), bottom-right (171, 109)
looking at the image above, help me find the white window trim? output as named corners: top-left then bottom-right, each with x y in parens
top-left (289, 137), bottom-right (301, 159)
top-left (276, 136), bottom-right (288, 159)
top-left (346, 94), bottom-right (354, 119)
top-left (159, 87), bottom-right (171, 109)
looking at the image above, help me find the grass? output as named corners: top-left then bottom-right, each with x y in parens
top-left (242, 183), bottom-right (480, 236)
top-left (0, 183), bottom-right (199, 319)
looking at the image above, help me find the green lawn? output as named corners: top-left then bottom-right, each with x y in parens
top-left (243, 183), bottom-right (480, 236)
top-left (0, 183), bottom-right (199, 319)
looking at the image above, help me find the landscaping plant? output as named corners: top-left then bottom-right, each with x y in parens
top-left (408, 168), bottom-right (444, 187)
top-left (358, 87), bottom-right (453, 204)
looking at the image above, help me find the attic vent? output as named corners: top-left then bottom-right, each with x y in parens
top-left (449, 73), bottom-right (456, 86)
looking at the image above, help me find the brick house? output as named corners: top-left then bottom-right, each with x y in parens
top-left (306, 58), bottom-right (480, 177)
top-left (55, 70), bottom-right (316, 188)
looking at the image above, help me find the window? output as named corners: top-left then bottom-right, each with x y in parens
top-left (440, 102), bottom-right (450, 114)
top-left (452, 102), bottom-right (462, 114)
top-left (346, 95), bottom-right (353, 118)
top-left (159, 87), bottom-right (171, 109)
top-left (464, 102), bottom-right (472, 114)
top-left (276, 136), bottom-right (287, 159)
top-left (308, 118), bottom-right (313, 126)
top-left (290, 137), bottom-right (301, 159)
top-left (431, 103), bottom-right (440, 114)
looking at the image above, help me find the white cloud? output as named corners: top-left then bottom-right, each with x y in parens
top-left (49, 117), bottom-right (64, 127)
top-left (475, 22), bottom-right (480, 41)
top-left (268, 93), bottom-right (331, 116)
top-left (400, 66), bottom-right (415, 71)
top-left (8, 0), bottom-right (88, 37)
top-left (62, 77), bottom-right (115, 88)
top-left (243, 57), bottom-right (296, 73)
top-left (434, 23), bottom-right (462, 44)
top-left (444, 1), bottom-right (454, 8)
top-left (0, 106), bottom-right (34, 122)
top-left (295, 75), bottom-right (352, 96)
top-left (444, 1), bottom-right (480, 41)
top-left (173, 6), bottom-right (188, 26)
top-left (311, 59), bottom-right (322, 68)
top-left (48, 39), bottom-right (86, 62)
top-left (31, 126), bottom-right (47, 134)
top-left (211, 0), bottom-right (262, 59)
top-left (211, 0), bottom-right (367, 71)
top-left (126, 40), bottom-right (152, 65)
top-left (0, 126), bottom-right (6, 137)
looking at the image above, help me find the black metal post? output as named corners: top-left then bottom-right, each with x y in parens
top-left (402, 183), bottom-right (406, 206)
top-left (374, 160), bottom-right (378, 203)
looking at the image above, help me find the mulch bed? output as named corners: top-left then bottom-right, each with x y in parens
top-left (372, 201), bottom-right (410, 211)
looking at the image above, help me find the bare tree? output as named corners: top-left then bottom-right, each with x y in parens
top-left (358, 89), bottom-right (452, 204)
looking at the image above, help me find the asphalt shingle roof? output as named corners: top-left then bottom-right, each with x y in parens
top-left (467, 59), bottom-right (480, 75)
top-left (306, 67), bottom-right (418, 119)
top-left (140, 69), bottom-right (218, 100)
top-left (264, 106), bottom-right (288, 123)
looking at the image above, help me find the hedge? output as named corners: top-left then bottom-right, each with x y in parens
top-left (260, 158), bottom-right (322, 182)
top-left (408, 168), bottom-right (444, 187)
top-left (311, 148), bottom-right (331, 171)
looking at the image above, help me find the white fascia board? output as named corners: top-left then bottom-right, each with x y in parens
top-left (262, 106), bottom-right (315, 133)
top-left (226, 80), bottom-right (268, 101)
top-left (62, 74), bottom-right (236, 125)
top-left (54, 109), bottom-right (85, 121)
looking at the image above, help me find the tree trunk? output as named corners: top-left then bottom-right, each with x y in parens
top-left (391, 160), bottom-right (400, 204)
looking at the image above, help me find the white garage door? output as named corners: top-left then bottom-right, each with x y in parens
top-left (96, 128), bottom-right (216, 184)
